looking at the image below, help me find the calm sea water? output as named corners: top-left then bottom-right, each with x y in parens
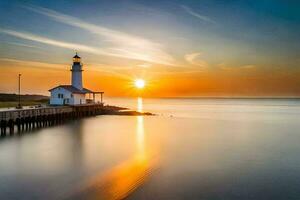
top-left (1, 98), bottom-right (300, 200)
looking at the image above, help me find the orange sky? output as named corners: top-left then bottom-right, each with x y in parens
top-left (1, 61), bottom-right (299, 97)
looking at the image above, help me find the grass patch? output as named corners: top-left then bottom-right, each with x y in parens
top-left (0, 101), bottom-right (47, 108)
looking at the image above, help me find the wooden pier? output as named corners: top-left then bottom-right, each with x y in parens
top-left (0, 104), bottom-right (106, 137)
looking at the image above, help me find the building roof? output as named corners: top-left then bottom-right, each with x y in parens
top-left (73, 53), bottom-right (81, 58)
top-left (49, 85), bottom-right (94, 94)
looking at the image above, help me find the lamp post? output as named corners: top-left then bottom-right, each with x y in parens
top-left (17, 74), bottom-right (22, 109)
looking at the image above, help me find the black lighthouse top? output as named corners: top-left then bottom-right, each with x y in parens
top-left (73, 52), bottom-right (81, 63)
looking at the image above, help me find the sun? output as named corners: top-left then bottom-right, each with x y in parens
top-left (135, 79), bottom-right (145, 89)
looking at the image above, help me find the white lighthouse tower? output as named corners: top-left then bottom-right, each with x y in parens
top-left (71, 53), bottom-right (83, 90)
top-left (49, 53), bottom-right (104, 105)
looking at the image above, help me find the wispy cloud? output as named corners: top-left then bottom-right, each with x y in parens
top-left (241, 65), bottom-right (256, 69)
top-left (184, 52), bottom-right (208, 68)
top-left (0, 28), bottom-right (175, 66)
top-left (0, 58), bottom-right (67, 70)
top-left (0, 58), bottom-right (132, 78)
top-left (23, 5), bottom-right (175, 66)
top-left (0, 29), bottom-right (111, 54)
top-left (137, 63), bottom-right (152, 68)
top-left (218, 62), bottom-right (256, 70)
top-left (181, 5), bottom-right (216, 24)
top-left (1, 41), bottom-right (41, 49)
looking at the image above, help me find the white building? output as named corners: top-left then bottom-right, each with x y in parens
top-left (49, 53), bottom-right (103, 105)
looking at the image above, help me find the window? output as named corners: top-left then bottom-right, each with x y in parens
top-left (58, 93), bottom-right (64, 98)
top-left (71, 94), bottom-right (73, 98)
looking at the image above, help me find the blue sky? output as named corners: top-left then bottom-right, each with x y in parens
top-left (0, 0), bottom-right (299, 96)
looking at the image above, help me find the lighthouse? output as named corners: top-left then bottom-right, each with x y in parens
top-left (49, 53), bottom-right (104, 105)
top-left (71, 53), bottom-right (83, 90)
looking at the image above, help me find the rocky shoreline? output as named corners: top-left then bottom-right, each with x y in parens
top-left (102, 105), bottom-right (155, 116)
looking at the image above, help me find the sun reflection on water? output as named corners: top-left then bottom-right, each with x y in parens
top-left (137, 97), bottom-right (143, 112)
top-left (68, 97), bottom-right (157, 200)
top-left (136, 116), bottom-right (145, 162)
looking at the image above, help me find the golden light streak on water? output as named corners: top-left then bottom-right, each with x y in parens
top-left (137, 97), bottom-right (143, 112)
top-left (136, 116), bottom-right (145, 162)
top-left (136, 97), bottom-right (145, 162)
top-left (67, 97), bottom-right (157, 200)
top-left (69, 157), bottom-right (154, 200)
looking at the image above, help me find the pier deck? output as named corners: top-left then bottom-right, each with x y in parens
top-left (0, 104), bottom-right (105, 136)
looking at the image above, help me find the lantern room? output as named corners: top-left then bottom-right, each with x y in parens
top-left (73, 53), bottom-right (81, 63)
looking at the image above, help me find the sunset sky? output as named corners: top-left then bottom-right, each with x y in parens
top-left (0, 0), bottom-right (299, 97)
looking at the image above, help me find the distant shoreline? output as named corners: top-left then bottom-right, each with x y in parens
top-left (155, 97), bottom-right (300, 100)
top-left (1, 93), bottom-right (300, 102)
